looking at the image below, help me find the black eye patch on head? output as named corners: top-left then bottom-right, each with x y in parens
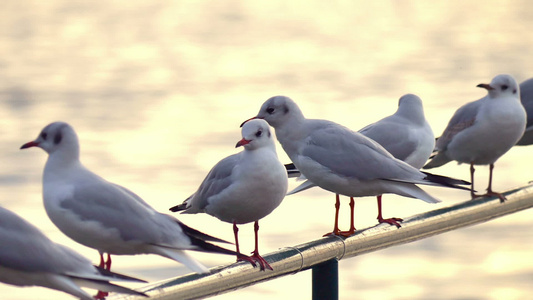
top-left (54, 133), bottom-right (62, 145)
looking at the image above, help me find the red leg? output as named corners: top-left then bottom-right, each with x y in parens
top-left (94, 253), bottom-right (112, 299)
top-left (250, 221), bottom-right (273, 271)
top-left (473, 163), bottom-right (506, 202)
top-left (233, 221), bottom-right (256, 268)
top-left (94, 291), bottom-right (109, 300)
top-left (338, 197), bottom-right (356, 237)
top-left (104, 253), bottom-right (112, 270)
top-left (323, 194), bottom-right (341, 236)
top-left (98, 252), bottom-right (105, 268)
top-left (376, 195), bottom-right (403, 228)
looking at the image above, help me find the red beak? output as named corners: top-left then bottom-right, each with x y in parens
top-left (476, 83), bottom-right (494, 90)
top-left (240, 117), bottom-right (258, 128)
top-left (235, 138), bottom-right (251, 148)
top-left (20, 141), bottom-right (39, 150)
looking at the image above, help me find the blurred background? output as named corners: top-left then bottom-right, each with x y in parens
top-left (0, 1), bottom-right (532, 299)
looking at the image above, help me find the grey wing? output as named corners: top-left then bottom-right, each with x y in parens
top-left (436, 99), bottom-right (482, 150)
top-left (186, 153), bottom-right (240, 210)
top-left (301, 124), bottom-right (419, 181)
top-left (359, 118), bottom-right (418, 161)
top-left (113, 184), bottom-right (152, 209)
top-left (62, 181), bottom-right (169, 244)
top-left (0, 207), bottom-right (88, 273)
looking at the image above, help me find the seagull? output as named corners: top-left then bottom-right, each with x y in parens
top-left (516, 78), bottom-right (533, 145)
top-left (243, 96), bottom-right (469, 237)
top-left (424, 74), bottom-right (527, 202)
top-left (284, 94), bottom-right (435, 232)
top-left (357, 93), bottom-right (435, 229)
top-left (170, 119), bottom-right (288, 271)
top-left (20, 122), bottom-right (236, 283)
top-left (0, 205), bottom-right (147, 300)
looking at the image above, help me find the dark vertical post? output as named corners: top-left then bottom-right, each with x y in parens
top-left (312, 259), bottom-right (339, 300)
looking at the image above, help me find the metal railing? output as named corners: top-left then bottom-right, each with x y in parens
top-left (112, 183), bottom-right (533, 300)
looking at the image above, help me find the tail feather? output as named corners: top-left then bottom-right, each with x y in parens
top-left (151, 246), bottom-right (210, 274)
top-left (70, 277), bottom-right (148, 297)
top-left (287, 180), bottom-right (317, 195)
top-left (390, 182), bottom-right (441, 204)
top-left (93, 266), bottom-right (147, 283)
top-left (423, 152), bottom-right (451, 169)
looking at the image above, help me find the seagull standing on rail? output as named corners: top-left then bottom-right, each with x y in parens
top-left (287, 94), bottom-right (435, 231)
top-left (424, 74), bottom-right (526, 202)
top-left (357, 93), bottom-right (435, 229)
top-left (20, 122), bottom-right (236, 289)
top-left (170, 119), bottom-right (288, 271)
top-left (242, 96), bottom-right (470, 237)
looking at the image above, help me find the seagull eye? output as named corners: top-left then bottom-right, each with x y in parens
top-left (255, 129), bottom-right (263, 137)
top-left (266, 107), bottom-right (275, 114)
top-left (501, 84), bottom-right (508, 91)
top-left (40, 132), bottom-right (47, 140)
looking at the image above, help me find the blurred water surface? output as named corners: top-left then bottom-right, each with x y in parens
top-left (0, 1), bottom-right (532, 299)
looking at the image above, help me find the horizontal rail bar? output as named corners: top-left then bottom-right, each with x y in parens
top-left (112, 184), bottom-right (533, 300)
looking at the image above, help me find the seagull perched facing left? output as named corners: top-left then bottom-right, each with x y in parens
top-left (170, 119), bottom-right (288, 271)
top-left (243, 95), bottom-right (470, 237)
top-left (20, 122), bottom-right (236, 285)
top-left (0, 206), bottom-right (147, 300)
top-left (424, 74), bottom-right (526, 202)
top-left (286, 94), bottom-right (436, 232)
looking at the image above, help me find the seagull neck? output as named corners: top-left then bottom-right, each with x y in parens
top-left (44, 150), bottom-right (82, 173)
top-left (244, 144), bottom-right (278, 158)
top-left (398, 104), bottom-right (426, 125)
top-left (275, 116), bottom-right (305, 140)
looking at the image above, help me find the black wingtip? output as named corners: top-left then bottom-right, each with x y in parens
top-left (178, 221), bottom-right (233, 245)
top-left (169, 203), bottom-right (186, 212)
top-left (71, 272), bottom-right (149, 297)
top-left (94, 266), bottom-right (148, 283)
top-left (190, 237), bottom-right (237, 256)
top-left (284, 163), bottom-right (296, 171)
top-left (422, 171), bottom-right (472, 191)
top-left (177, 221), bottom-right (236, 255)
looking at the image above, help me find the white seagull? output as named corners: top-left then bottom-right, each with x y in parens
top-left (285, 94), bottom-right (435, 232)
top-left (357, 93), bottom-right (435, 229)
top-left (516, 77), bottom-right (533, 145)
top-left (20, 122), bottom-right (236, 282)
top-left (0, 205), bottom-right (147, 300)
top-left (243, 96), bottom-right (469, 237)
top-left (424, 74), bottom-right (526, 202)
top-left (170, 119), bottom-right (288, 271)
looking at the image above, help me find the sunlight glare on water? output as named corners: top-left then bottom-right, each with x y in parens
top-left (0, 1), bottom-right (532, 299)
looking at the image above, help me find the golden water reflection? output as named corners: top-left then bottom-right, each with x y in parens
top-left (0, 1), bottom-right (532, 299)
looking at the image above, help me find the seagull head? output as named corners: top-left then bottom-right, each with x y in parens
top-left (236, 119), bottom-right (275, 151)
top-left (477, 74), bottom-right (519, 99)
top-left (241, 95), bottom-right (303, 129)
top-left (20, 122), bottom-right (80, 157)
